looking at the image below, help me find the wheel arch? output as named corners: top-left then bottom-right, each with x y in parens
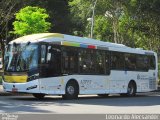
top-left (128, 80), bottom-right (137, 92)
top-left (65, 79), bottom-right (80, 94)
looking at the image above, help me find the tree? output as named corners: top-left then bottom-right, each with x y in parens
top-left (0, 0), bottom-right (20, 64)
top-left (69, 0), bottom-right (127, 43)
top-left (24, 0), bottom-right (72, 34)
top-left (0, 0), bottom-right (19, 39)
top-left (69, 0), bottom-right (160, 53)
top-left (13, 6), bottom-right (51, 36)
top-left (69, 0), bottom-right (92, 36)
top-left (93, 15), bottom-right (113, 41)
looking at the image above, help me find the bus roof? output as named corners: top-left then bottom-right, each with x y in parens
top-left (10, 33), bottom-right (155, 54)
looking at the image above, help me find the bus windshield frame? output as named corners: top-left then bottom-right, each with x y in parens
top-left (4, 43), bottom-right (39, 72)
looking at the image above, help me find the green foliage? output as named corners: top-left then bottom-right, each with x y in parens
top-left (69, 0), bottom-right (92, 33)
top-left (94, 15), bottom-right (112, 41)
top-left (13, 6), bottom-right (51, 36)
top-left (69, 0), bottom-right (160, 52)
top-left (0, 0), bottom-right (160, 54)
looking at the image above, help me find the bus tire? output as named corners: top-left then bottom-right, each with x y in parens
top-left (97, 94), bottom-right (109, 97)
top-left (32, 93), bottom-right (45, 99)
top-left (62, 80), bottom-right (79, 100)
top-left (127, 81), bottom-right (136, 97)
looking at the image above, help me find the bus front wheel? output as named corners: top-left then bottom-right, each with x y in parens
top-left (32, 93), bottom-right (45, 99)
top-left (62, 81), bottom-right (79, 100)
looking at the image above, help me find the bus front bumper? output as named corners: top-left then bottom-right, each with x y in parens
top-left (2, 80), bottom-right (40, 93)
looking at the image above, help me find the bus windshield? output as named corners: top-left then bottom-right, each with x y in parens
top-left (4, 43), bottom-right (38, 72)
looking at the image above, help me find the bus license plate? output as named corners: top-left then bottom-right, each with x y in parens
top-left (12, 88), bottom-right (18, 92)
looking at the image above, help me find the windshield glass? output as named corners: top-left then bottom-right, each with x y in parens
top-left (4, 43), bottom-right (38, 72)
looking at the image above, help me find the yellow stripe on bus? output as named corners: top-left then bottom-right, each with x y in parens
top-left (4, 75), bottom-right (28, 83)
top-left (11, 33), bottom-right (64, 43)
top-left (41, 33), bottom-right (64, 39)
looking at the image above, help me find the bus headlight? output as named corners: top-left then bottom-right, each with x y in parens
top-left (27, 74), bottom-right (39, 82)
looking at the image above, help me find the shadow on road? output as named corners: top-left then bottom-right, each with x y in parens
top-left (1, 93), bottom-right (160, 113)
top-left (10, 93), bottom-right (160, 106)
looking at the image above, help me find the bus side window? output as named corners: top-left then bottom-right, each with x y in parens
top-left (79, 49), bottom-right (106, 74)
top-left (41, 45), bottom-right (46, 64)
top-left (105, 51), bottom-right (110, 74)
top-left (79, 49), bottom-right (91, 73)
top-left (149, 55), bottom-right (156, 70)
top-left (136, 55), bottom-right (149, 71)
top-left (125, 54), bottom-right (136, 71)
top-left (95, 50), bottom-right (105, 74)
top-left (62, 47), bottom-right (78, 74)
top-left (111, 52), bottom-right (125, 70)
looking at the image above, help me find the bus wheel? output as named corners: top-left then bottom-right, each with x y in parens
top-left (62, 81), bottom-right (79, 100)
top-left (32, 93), bottom-right (45, 99)
top-left (127, 81), bottom-right (136, 97)
top-left (97, 94), bottom-right (109, 97)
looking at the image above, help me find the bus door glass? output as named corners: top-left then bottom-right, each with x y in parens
top-left (48, 45), bottom-right (62, 76)
top-left (40, 44), bottom-right (62, 77)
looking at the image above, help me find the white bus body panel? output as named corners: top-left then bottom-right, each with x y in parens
top-left (3, 70), bottom-right (157, 95)
top-left (37, 70), bottom-right (157, 95)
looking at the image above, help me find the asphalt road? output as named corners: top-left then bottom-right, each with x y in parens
top-left (0, 93), bottom-right (160, 114)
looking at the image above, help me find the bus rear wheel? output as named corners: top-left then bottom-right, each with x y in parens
top-left (62, 81), bottom-right (79, 100)
top-left (127, 82), bottom-right (136, 96)
top-left (32, 93), bottom-right (45, 99)
top-left (120, 81), bottom-right (136, 97)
